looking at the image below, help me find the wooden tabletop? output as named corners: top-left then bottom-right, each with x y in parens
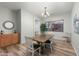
top-left (33, 34), bottom-right (52, 43)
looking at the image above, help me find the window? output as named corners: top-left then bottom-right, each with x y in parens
top-left (46, 20), bottom-right (64, 32)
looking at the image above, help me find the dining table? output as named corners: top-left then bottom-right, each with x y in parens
top-left (33, 34), bottom-right (53, 55)
top-left (33, 34), bottom-right (52, 43)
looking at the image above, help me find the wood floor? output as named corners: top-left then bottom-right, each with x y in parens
top-left (0, 40), bottom-right (76, 56)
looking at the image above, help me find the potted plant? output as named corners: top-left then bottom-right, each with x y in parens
top-left (40, 23), bottom-right (47, 35)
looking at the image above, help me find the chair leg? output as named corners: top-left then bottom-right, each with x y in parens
top-left (39, 48), bottom-right (41, 56)
top-left (43, 43), bottom-right (45, 49)
top-left (50, 44), bottom-right (52, 53)
top-left (32, 51), bottom-right (34, 56)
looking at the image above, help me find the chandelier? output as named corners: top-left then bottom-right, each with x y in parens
top-left (42, 7), bottom-right (50, 18)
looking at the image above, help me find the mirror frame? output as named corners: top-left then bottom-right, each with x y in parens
top-left (3, 21), bottom-right (15, 30)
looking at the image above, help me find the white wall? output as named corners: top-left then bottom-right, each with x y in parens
top-left (44, 13), bottom-right (71, 39)
top-left (21, 9), bottom-right (40, 44)
top-left (0, 6), bottom-right (16, 34)
top-left (34, 17), bottom-right (41, 35)
top-left (71, 3), bottom-right (79, 56)
top-left (16, 9), bottom-right (21, 33)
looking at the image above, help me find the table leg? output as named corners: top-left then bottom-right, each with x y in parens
top-left (39, 43), bottom-right (42, 55)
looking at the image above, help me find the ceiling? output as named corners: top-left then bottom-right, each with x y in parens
top-left (0, 2), bottom-right (74, 18)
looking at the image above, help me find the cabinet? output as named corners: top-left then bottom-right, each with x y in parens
top-left (0, 33), bottom-right (20, 47)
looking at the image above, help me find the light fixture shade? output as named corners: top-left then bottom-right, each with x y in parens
top-left (46, 12), bottom-right (50, 16)
top-left (42, 7), bottom-right (50, 17)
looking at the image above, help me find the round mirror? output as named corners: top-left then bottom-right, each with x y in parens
top-left (3, 21), bottom-right (15, 30)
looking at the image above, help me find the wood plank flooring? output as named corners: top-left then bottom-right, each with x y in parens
top-left (0, 40), bottom-right (76, 56)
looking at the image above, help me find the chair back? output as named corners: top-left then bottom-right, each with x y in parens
top-left (25, 36), bottom-right (34, 49)
top-left (50, 35), bottom-right (54, 43)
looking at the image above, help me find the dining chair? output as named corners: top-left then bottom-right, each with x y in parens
top-left (44, 36), bottom-right (54, 53)
top-left (25, 36), bottom-right (41, 56)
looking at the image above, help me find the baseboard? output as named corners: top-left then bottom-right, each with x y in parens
top-left (71, 41), bottom-right (78, 56)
